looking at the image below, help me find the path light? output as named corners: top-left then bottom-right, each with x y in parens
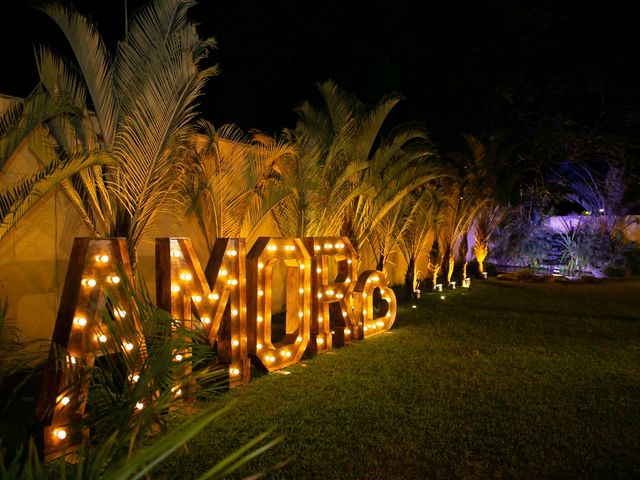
top-left (440, 295), bottom-right (445, 300)
top-left (412, 305), bottom-right (417, 309)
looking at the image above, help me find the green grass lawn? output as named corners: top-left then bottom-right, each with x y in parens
top-left (157, 279), bottom-right (640, 479)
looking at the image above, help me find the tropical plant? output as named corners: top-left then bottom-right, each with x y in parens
top-left (438, 183), bottom-right (480, 283)
top-left (181, 121), bottom-right (294, 249)
top-left (444, 134), bottom-right (518, 279)
top-left (1, 273), bottom-right (279, 478)
top-left (472, 205), bottom-right (507, 273)
top-left (428, 238), bottom-right (443, 287)
top-left (458, 230), bottom-right (469, 280)
top-left (34, 0), bottom-right (217, 266)
top-left (0, 87), bottom-right (110, 242)
top-left (0, 90), bottom-right (78, 170)
top-left (0, 408), bottom-right (279, 480)
top-left (279, 80), bottom-right (442, 273)
top-left (399, 186), bottom-right (442, 295)
top-left (273, 81), bottom-right (371, 239)
top-left (0, 153), bottom-right (112, 242)
top-left (363, 137), bottom-right (443, 272)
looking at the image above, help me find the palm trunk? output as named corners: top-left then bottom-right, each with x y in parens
top-left (404, 256), bottom-right (416, 296)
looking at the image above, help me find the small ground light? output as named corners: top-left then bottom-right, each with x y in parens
top-left (412, 305), bottom-right (417, 309)
top-left (135, 402), bottom-right (144, 410)
top-left (60, 396), bottom-right (70, 406)
top-left (440, 295), bottom-right (445, 300)
top-left (55, 429), bottom-right (67, 440)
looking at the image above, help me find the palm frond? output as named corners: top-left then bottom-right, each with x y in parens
top-left (0, 152), bottom-right (113, 242)
top-left (41, 4), bottom-right (118, 144)
top-left (0, 91), bottom-right (78, 170)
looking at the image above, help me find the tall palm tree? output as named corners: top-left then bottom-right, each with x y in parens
top-left (280, 80), bottom-right (442, 263)
top-left (472, 205), bottom-right (506, 273)
top-left (272, 81), bottom-right (370, 238)
top-left (438, 181), bottom-right (482, 283)
top-left (181, 120), bottom-right (295, 249)
top-left (443, 134), bottom-right (516, 279)
top-left (35, 0), bottom-right (217, 267)
top-left (399, 186), bottom-right (442, 295)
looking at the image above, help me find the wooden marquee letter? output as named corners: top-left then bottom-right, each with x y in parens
top-left (247, 238), bottom-right (311, 371)
top-left (352, 270), bottom-right (397, 337)
top-left (36, 238), bottom-right (143, 461)
top-left (303, 237), bottom-right (359, 352)
top-left (156, 238), bottom-right (250, 387)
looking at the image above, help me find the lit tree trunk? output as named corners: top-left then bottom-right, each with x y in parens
top-left (459, 232), bottom-right (469, 280)
top-left (474, 221), bottom-right (489, 274)
top-left (404, 256), bottom-right (416, 296)
top-left (446, 255), bottom-right (455, 283)
top-left (432, 263), bottom-right (441, 287)
top-left (429, 239), bottom-right (442, 287)
top-left (473, 240), bottom-right (488, 273)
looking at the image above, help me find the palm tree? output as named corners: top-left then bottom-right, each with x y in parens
top-left (399, 186), bottom-right (441, 295)
top-left (35, 0), bottom-right (217, 267)
top-left (0, 90), bottom-right (78, 170)
top-left (444, 134), bottom-right (517, 278)
top-left (438, 181), bottom-right (481, 283)
top-left (1, 153), bottom-right (112, 242)
top-left (472, 205), bottom-right (506, 273)
top-left (272, 81), bottom-right (370, 238)
top-left (181, 121), bottom-right (294, 249)
top-left (0, 89), bottom-right (110, 242)
top-left (280, 80), bottom-right (442, 265)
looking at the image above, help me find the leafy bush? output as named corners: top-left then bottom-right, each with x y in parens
top-left (0, 276), bottom-right (279, 478)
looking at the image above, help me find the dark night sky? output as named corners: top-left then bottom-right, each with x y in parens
top-left (1, 0), bottom-right (639, 150)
